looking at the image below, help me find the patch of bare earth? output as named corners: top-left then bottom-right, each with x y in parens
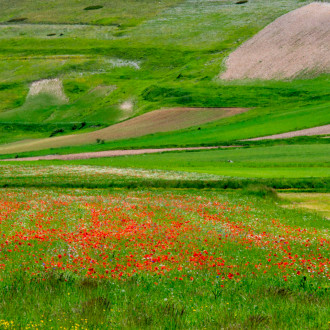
top-left (0, 107), bottom-right (247, 154)
top-left (221, 2), bottom-right (330, 80)
top-left (243, 124), bottom-right (330, 141)
top-left (28, 78), bottom-right (68, 103)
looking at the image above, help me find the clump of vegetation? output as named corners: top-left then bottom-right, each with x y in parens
top-left (84, 5), bottom-right (103, 11)
top-left (50, 128), bottom-right (65, 137)
top-left (64, 81), bottom-right (89, 97)
top-left (243, 184), bottom-right (278, 199)
top-left (7, 17), bottom-right (27, 22)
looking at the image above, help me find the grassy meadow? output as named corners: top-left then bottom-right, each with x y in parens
top-left (0, 0), bottom-right (329, 328)
top-left (279, 193), bottom-right (330, 219)
top-left (0, 188), bottom-right (329, 329)
top-left (54, 144), bottom-right (330, 178)
top-left (0, 0), bottom-right (329, 149)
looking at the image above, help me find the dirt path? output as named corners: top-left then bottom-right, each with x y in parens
top-left (2, 146), bottom-right (241, 161)
top-left (244, 124), bottom-right (330, 141)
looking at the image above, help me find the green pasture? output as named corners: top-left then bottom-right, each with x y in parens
top-left (1, 144), bottom-right (329, 190)
top-left (33, 144), bottom-right (330, 179)
top-left (1, 0), bottom-right (328, 150)
top-left (0, 0), bottom-right (183, 25)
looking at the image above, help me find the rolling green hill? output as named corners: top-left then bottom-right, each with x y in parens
top-left (0, 0), bottom-right (329, 153)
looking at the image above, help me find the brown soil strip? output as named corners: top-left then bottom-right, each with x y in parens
top-left (1, 146), bottom-right (242, 162)
top-left (243, 124), bottom-right (330, 141)
top-left (0, 107), bottom-right (248, 154)
top-left (221, 2), bottom-right (330, 80)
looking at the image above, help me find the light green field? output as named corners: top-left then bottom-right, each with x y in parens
top-left (279, 193), bottom-right (330, 218)
top-left (46, 144), bottom-right (330, 179)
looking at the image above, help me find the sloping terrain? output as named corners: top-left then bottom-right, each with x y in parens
top-left (244, 124), bottom-right (330, 141)
top-left (221, 2), bottom-right (330, 80)
top-left (0, 107), bottom-right (247, 154)
top-left (0, 0), bottom-right (182, 25)
top-left (28, 79), bottom-right (68, 103)
top-left (2, 146), bottom-right (220, 161)
top-left (0, 0), bottom-right (329, 156)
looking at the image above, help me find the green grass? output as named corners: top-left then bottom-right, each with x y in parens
top-left (1, 0), bottom-right (328, 149)
top-left (32, 144), bottom-right (330, 179)
top-left (0, 0), bottom-right (183, 25)
top-left (279, 192), bottom-right (330, 218)
top-left (1, 144), bottom-right (329, 190)
top-left (0, 1), bottom-right (329, 328)
top-left (0, 188), bottom-right (329, 328)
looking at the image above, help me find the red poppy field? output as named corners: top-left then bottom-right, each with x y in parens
top-left (0, 188), bottom-right (329, 328)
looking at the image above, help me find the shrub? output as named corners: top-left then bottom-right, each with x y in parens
top-left (64, 81), bottom-right (89, 96)
top-left (84, 5), bottom-right (103, 11)
top-left (7, 18), bottom-right (27, 22)
top-left (80, 122), bottom-right (87, 129)
top-left (142, 85), bottom-right (190, 102)
top-left (50, 129), bottom-right (64, 137)
top-left (243, 184), bottom-right (278, 199)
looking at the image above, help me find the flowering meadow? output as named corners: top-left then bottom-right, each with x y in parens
top-left (0, 188), bottom-right (329, 328)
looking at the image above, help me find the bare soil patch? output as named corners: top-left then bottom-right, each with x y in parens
top-left (28, 78), bottom-right (68, 103)
top-left (221, 2), bottom-right (330, 80)
top-left (0, 107), bottom-right (247, 154)
top-left (244, 124), bottom-right (330, 141)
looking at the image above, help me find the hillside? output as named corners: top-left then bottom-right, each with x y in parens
top-left (0, 107), bottom-right (247, 154)
top-left (0, 0), bottom-right (329, 156)
top-left (221, 2), bottom-right (330, 80)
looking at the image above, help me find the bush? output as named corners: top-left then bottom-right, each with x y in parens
top-left (243, 184), bottom-right (278, 199)
top-left (142, 85), bottom-right (190, 102)
top-left (84, 5), bottom-right (103, 10)
top-left (64, 81), bottom-right (89, 96)
top-left (50, 129), bottom-right (64, 137)
top-left (80, 122), bottom-right (87, 129)
top-left (7, 18), bottom-right (27, 22)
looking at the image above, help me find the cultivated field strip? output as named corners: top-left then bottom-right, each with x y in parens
top-left (244, 124), bottom-right (330, 141)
